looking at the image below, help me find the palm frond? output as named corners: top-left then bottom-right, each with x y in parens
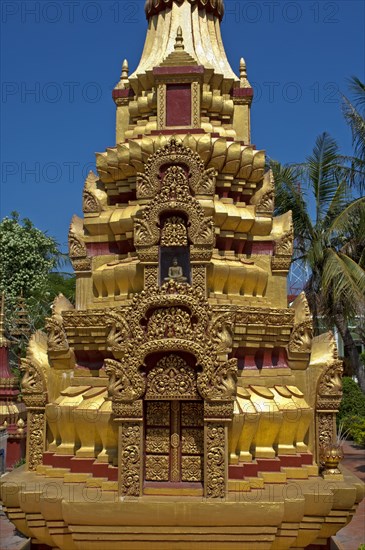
top-left (270, 160), bottom-right (313, 241)
top-left (327, 196), bottom-right (365, 237)
top-left (322, 249), bottom-right (365, 312)
top-left (305, 133), bottom-right (340, 224)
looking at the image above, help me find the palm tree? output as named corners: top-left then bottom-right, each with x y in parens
top-left (271, 132), bottom-right (365, 391)
top-left (341, 76), bottom-right (365, 192)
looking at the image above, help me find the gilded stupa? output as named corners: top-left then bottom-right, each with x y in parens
top-left (1, 1), bottom-right (364, 548)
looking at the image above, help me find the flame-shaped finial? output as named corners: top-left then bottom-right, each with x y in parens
top-left (239, 57), bottom-right (251, 88)
top-left (121, 59), bottom-right (129, 82)
top-left (175, 26), bottom-right (184, 50)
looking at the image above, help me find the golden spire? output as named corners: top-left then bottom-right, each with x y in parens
top-left (0, 292), bottom-right (10, 348)
top-left (114, 59), bottom-right (130, 91)
top-left (121, 59), bottom-right (129, 84)
top-left (130, 0), bottom-right (237, 91)
top-left (239, 57), bottom-right (251, 88)
top-left (175, 26), bottom-right (184, 51)
top-left (144, 0), bottom-right (225, 20)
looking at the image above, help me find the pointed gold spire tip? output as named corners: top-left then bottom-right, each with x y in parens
top-left (174, 26), bottom-right (184, 50)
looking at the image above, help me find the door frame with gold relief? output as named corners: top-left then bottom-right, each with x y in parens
top-left (143, 354), bottom-right (204, 494)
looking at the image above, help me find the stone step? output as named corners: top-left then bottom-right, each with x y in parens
top-left (44, 468), bottom-right (70, 478)
top-left (85, 477), bottom-right (109, 488)
top-left (63, 473), bottom-right (92, 483)
top-left (281, 467), bottom-right (308, 479)
top-left (258, 471), bottom-right (287, 483)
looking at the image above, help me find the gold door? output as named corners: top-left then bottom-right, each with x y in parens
top-left (144, 401), bottom-right (203, 484)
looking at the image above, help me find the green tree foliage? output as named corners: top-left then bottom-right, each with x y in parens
top-left (0, 212), bottom-right (60, 301)
top-left (270, 133), bottom-right (365, 391)
top-left (338, 377), bottom-right (365, 447)
top-left (0, 212), bottom-right (75, 358)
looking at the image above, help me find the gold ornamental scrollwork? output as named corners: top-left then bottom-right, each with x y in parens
top-left (161, 216), bottom-right (188, 247)
top-left (68, 216), bottom-right (91, 272)
top-left (104, 358), bottom-right (146, 403)
top-left (134, 164), bottom-right (215, 252)
top-left (135, 139), bottom-right (216, 200)
top-left (182, 456), bottom-right (203, 482)
top-left (45, 316), bottom-right (69, 352)
top-left (27, 412), bottom-right (46, 471)
top-left (288, 320), bottom-right (313, 353)
top-left (197, 359), bottom-right (237, 402)
top-left (104, 280), bottom-right (238, 408)
top-left (145, 455), bottom-right (169, 481)
top-left (146, 355), bottom-right (199, 400)
top-left (20, 359), bottom-right (46, 397)
top-left (105, 311), bottom-right (133, 354)
top-left (120, 423), bottom-right (141, 496)
top-left (205, 424), bottom-right (226, 498)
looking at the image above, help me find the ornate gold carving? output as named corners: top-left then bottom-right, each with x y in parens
top-left (134, 164), bottom-right (214, 255)
top-left (135, 139), bottom-right (216, 200)
top-left (146, 402), bottom-right (170, 425)
top-left (104, 280), bottom-right (238, 407)
top-left (146, 355), bottom-right (199, 400)
top-left (46, 294), bottom-right (74, 351)
top-left (210, 312), bottom-right (234, 354)
top-left (204, 401), bottom-right (234, 419)
top-left (271, 257), bottom-right (292, 272)
top-left (147, 308), bottom-right (194, 339)
top-left (318, 360), bottom-right (343, 397)
top-left (120, 423), bottom-right (141, 496)
top-left (68, 215), bottom-right (91, 272)
top-left (62, 311), bottom-right (106, 328)
top-left (145, 455), bottom-right (169, 481)
top-left (288, 292), bottom-right (313, 354)
top-left (157, 84), bottom-right (166, 130)
top-left (317, 412), bottom-right (336, 458)
top-left (182, 428), bottom-right (203, 454)
top-left (181, 402), bottom-right (203, 426)
top-left (20, 358), bottom-right (45, 395)
top-left (191, 81), bottom-right (200, 128)
top-left (45, 317), bottom-right (69, 352)
top-left (144, 265), bottom-right (159, 291)
top-left (27, 411), bottom-right (45, 471)
top-left (181, 456), bottom-right (202, 482)
top-left (316, 360), bottom-right (343, 412)
top-left (170, 400), bottom-right (180, 482)
top-left (106, 311), bottom-right (132, 354)
top-left (97, 136), bottom-right (265, 187)
top-left (197, 359), bottom-right (237, 401)
top-left (113, 400), bottom-right (143, 419)
top-left (275, 227), bottom-right (294, 256)
top-left (82, 171), bottom-right (107, 214)
top-left (191, 265), bottom-right (206, 295)
top-left (105, 358), bottom-right (146, 403)
top-left (205, 424), bottom-right (226, 498)
top-left (251, 170), bottom-right (275, 213)
top-left (235, 307), bottom-right (294, 326)
top-left (161, 216), bottom-right (188, 246)
top-left (146, 428), bottom-right (170, 453)
top-left (288, 320), bottom-right (313, 353)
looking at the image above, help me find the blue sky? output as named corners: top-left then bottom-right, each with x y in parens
top-left (1, 0), bottom-right (364, 251)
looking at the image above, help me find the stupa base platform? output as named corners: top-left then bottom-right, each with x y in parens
top-left (1, 465), bottom-right (363, 550)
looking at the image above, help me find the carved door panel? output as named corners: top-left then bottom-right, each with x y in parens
top-left (144, 400), bottom-right (203, 484)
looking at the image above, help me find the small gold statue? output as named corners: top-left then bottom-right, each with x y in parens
top-left (165, 258), bottom-right (187, 282)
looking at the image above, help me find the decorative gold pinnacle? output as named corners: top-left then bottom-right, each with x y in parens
top-left (121, 59), bottom-right (129, 83)
top-left (175, 26), bottom-right (184, 50)
top-left (239, 57), bottom-right (251, 88)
